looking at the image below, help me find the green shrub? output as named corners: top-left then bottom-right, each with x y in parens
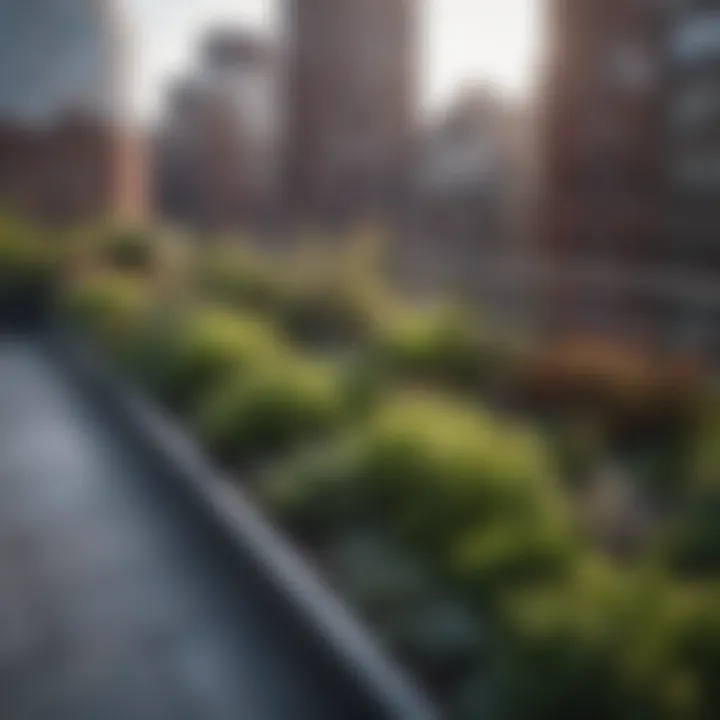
top-left (359, 394), bottom-right (566, 547)
top-left (157, 308), bottom-right (284, 412)
top-left (275, 277), bottom-right (373, 345)
top-left (0, 215), bottom-right (60, 315)
top-left (674, 587), bottom-right (720, 718)
top-left (492, 564), bottom-right (704, 720)
top-left (687, 396), bottom-right (720, 490)
top-left (450, 516), bottom-right (575, 603)
top-left (264, 390), bottom-right (599, 716)
top-left (337, 353), bottom-right (392, 418)
top-left (372, 305), bottom-right (519, 394)
top-left (117, 305), bottom-right (187, 387)
top-left (102, 227), bottom-right (156, 273)
top-left (551, 417), bottom-right (607, 489)
top-left (63, 275), bottom-right (152, 353)
top-left (197, 247), bottom-right (291, 315)
top-left (265, 438), bottom-right (369, 539)
top-left (198, 246), bottom-right (378, 346)
top-left (265, 391), bottom-right (572, 587)
top-left (664, 489), bottom-right (720, 578)
top-left (195, 355), bottom-right (344, 463)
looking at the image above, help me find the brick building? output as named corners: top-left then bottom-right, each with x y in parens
top-left (541, 0), bottom-right (720, 354)
top-left (664, 3), bottom-right (720, 349)
top-left (0, 0), bottom-right (146, 224)
top-left (283, 0), bottom-right (418, 224)
top-left (156, 29), bottom-right (278, 231)
top-left (540, 0), bottom-right (666, 340)
top-left (406, 87), bottom-right (530, 311)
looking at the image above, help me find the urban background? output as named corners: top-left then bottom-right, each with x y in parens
top-left (1, 1), bottom-right (720, 719)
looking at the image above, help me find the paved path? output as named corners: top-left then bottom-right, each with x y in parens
top-left (0, 337), bottom-right (375, 720)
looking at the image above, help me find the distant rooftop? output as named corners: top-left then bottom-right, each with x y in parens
top-left (202, 27), bottom-right (274, 71)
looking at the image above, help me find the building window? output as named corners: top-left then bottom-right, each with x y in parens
top-left (673, 80), bottom-right (720, 130)
top-left (605, 42), bottom-right (654, 91)
top-left (673, 152), bottom-right (720, 188)
top-left (672, 11), bottom-right (720, 62)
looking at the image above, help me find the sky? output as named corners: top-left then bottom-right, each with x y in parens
top-left (124, 0), bottom-right (542, 121)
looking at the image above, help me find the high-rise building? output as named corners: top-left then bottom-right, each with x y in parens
top-left (541, 0), bottom-right (720, 355)
top-left (156, 28), bottom-right (278, 230)
top-left (409, 87), bottom-right (522, 300)
top-left (0, 0), bottom-right (146, 224)
top-left (664, 2), bottom-right (720, 350)
top-left (540, 0), bottom-right (665, 340)
top-left (283, 0), bottom-right (418, 224)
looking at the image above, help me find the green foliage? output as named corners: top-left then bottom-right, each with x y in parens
top-left (651, 395), bottom-right (720, 579)
top-left (267, 391), bottom-right (573, 595)
top-left (266, 387), bottom-right (720, 719)
top-left (278, 276), bottom-right (374, 345)
top-left (372, 304), bottom-right (519, 393)
top-left (362, 395), bottom-right (563, 535)
top-left (63, 274), bottom-right (151, 353)
top-left (551, 417), bottom-right (607, 489)
top-left (197, 247), bottom-right (291, 316)
top-left (157, 308), bottom-right (284, 412)
top-left (195, 355), bottom-right (344, 463)
top-left (198, 245), bottom-right (378, 345)
top-left (265, 438), bottom-right (369, 539)
top-left (450, 516), bottom-right (575, 602)
top-left (665, 489), bottom-right (720, 578)
top-left (687, 395), bottom-right (720, 491)
top-left (0, 216), bottom-right (51, 274)
top-left (674, 587), bottom-right (720, 719)
top-left (0, 215), bottom-right (60, 315)
top-left (101, 227), bottom-right (157, 273)
top-left (336, 353), bottom-right (392, 418)
top-left (493, 566), bottom-right (707, 720)
top-left (59, 235), bottom-right (720, 720)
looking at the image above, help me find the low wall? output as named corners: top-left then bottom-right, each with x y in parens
top-left (45, 326), bottom-right (437, 720)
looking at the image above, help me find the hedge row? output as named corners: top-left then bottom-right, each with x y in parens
top-left (57, 233), bottom-right (720, 720)
top-left (196, 246), bottom-right (705, 433)
top-left (0, 215), bottom-right (62, 321)
top-left (65, 276), bottom-right (353, 467)
top-left (270, 418), bottom-right (720, 720)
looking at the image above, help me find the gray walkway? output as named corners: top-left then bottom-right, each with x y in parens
top-left (0, 337), bottom-right (373, 720)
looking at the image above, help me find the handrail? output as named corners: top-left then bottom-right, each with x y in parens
top-left (47, 327), bottom-right (438, 720)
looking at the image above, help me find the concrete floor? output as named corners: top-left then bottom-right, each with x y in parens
top-left (0, 337), bottom-right (377, 720)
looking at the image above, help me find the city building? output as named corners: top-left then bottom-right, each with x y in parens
top-left (0, 0), bottom-right (146, 224)
top-left (155, 28), bottom-right (278, 231)
top-left (282, 0), bottom-right (418, 225)
top-left (540, 0), bottom-right (665, 341)
top-left (416, 87), bottom-right (511, 248)
top-left (405, 85), bottom-right (535, 321)
top-left (540, 0), bottom-right (720, 355)
top-left (665, 1), bottom-right (720, 351)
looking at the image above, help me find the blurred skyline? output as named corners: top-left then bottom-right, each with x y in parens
top-left (125, 0), bottom-right (542, 121)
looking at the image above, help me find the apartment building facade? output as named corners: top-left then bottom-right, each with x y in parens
top-left (541, 0), bottom-right (720, 354)
top-left (0, 0), bottom-right (146, 224)
top-left (283, 0), bottom-right (418, 224)
top-left (156, 29), bottom-right (278, 230)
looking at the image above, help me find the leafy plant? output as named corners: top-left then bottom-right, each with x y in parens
top-left (157, 308), bottom-right (285, 412)
top-left (63, 274), bottom-right (152, 353)
top-left (195, 355), bottom-right (344, 463)
top-left (0, 214), bottom-right (60, 318)
top-left (102, 227), bottom-right (157, 273)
